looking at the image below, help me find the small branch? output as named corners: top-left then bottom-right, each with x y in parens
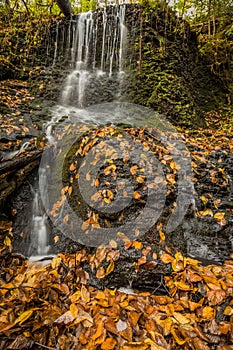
top-left (34, 342), bottom-right (56, 350)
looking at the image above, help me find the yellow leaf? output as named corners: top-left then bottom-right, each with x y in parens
top-left (159, 231), bottom-right (165, 241)
top-left (137, 256), bottom-right (147, 266)
top-left (170, 160), bottom-right (181, 172)
top-left (82, 220), bottom-right (90, 230)
top-left (166, 174), bottom-right (175, 186)
top-left (175, 281), bottom-right (192, 291)
top-left (223, 306), bottom-right (233, 316)
top-left (95, 245), bottom-right (107, 265)
top-left (117, 231), bottom-right (130, 243)
top-left (200, 195), bottom-right (208, 205)
top-left (122, 343), bottom-right (148, 350)
top-left (68, 186), bottom-right (73, 195)
top-left (86, 171), bottom-right (91, 181)
top-left (51, 257), bottom-right (61, 269)
top-left (104, 197), bottom-right (111, 204)
top-left (198, 208), bottom-right (213, 217)
top-left (70, 303), bottom-right (78, 318)
top-left (15, 309), bottom-right (36, 325)
top-left (106, 261), bottom-right (114, 276)
top-left (104, 164), bottom-right (116, 175)
top-left (154, 316), bottom-right (173, 336)
top-left (173, 312), bottom-right (191, 325)
top-left (214, 212), bottom-right (225, 219)
top-left (3, 236), bottom-right (11, 247)
top-left (202, 306), bottom-right (215, 319)
top-left (144, 338), bottom-right (166, 350)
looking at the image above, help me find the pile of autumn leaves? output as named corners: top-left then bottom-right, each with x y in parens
top-left (0, 242), bottom-right (233, 350)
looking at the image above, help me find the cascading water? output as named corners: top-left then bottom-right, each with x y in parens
top-left (55, 5), bottom-right (128, 111)
top-left (30, 191), bottom-right (50, 257)
top-left (25, 5), bottom-right (130, 258)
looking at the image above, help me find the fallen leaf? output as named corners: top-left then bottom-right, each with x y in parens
top-left (105, 261), bottom-right (114, 276)
top-left (101, 337), bottom-right (117, 349)
top-left (15, 309), bottom-right (37, 325)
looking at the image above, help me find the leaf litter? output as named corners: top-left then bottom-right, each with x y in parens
top-left (0, 106), bottom-right (233, 348)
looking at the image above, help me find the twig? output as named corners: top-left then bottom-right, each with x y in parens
top-left (35, 343), bottom-right (56, 350)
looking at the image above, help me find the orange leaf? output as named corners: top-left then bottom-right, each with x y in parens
top-left (54, 235), bottom-right (59, 243)
top-left (96, 267), bottom-right (105, 279)
top-left (69, 163), bottom-right (76, 171)
top-left (202, 306), bottom-right (215, 320)
top-left (137, 256), bottom-right (147, 266)
top-left (101, 338), bottom-right (117, 350)
top-left (132, 241), bottom-right (142, 250)
top-left (171, 326), bottom-right (187, 345)
top-left (133, 191), bottom-right (141, 200)
top-left (128, 311), bottom-right (141, 326)
top-left (175, 281), bottom-right (192, 291)
top-left (92, 320), bottom-right (104, 341)
top-left (160, 253), bottom-right (174, 264)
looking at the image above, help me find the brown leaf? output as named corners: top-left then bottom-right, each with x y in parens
top-left (120, 324), bottom-right (133, 342)
top-left (207, 290), bottom-right (226, 306)
top-left (81, 285), bottom-right (90, 303)
top-left (104, 318), bottom-right (118, 335)
top-left (54, 311), bottom-right (75, 325)
top-left (128, 311), bottom-right (141, 326)
top-left (192, 337), bottom-right (210, 350)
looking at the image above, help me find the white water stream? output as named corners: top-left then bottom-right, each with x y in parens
top-left (28, 6), bottom-right (128, 258)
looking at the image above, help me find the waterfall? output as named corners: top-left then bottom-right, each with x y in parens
top-left (31, 192), bottom-right (50, 256)
top-left (58, 5), bottom-right (128, 108)
top-left (24, 5), bottom-right (130, 258)
top-left (28, 170), bottom-right (50, 258)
